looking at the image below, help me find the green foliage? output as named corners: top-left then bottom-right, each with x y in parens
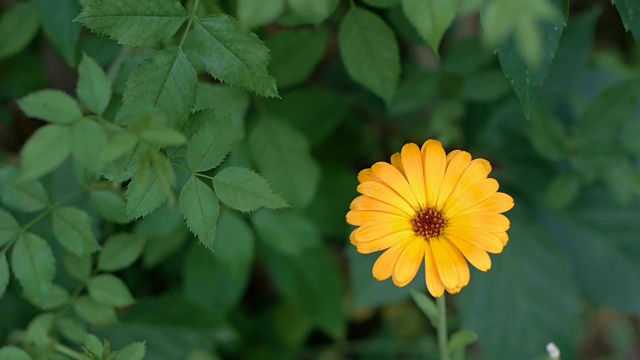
top-left (35, 0), bottom-right (81, 65)
top-left (98, 233), bottom-right (146, 272)
top-left (18, 90), bottom-right (82, 124)
top-left (237, 0), bottom-right (285, 29)
top-left (401, 0), bottom-right (459, 55)
top-left (11, 233), bottom-right (56, 305)
top-left (0, 2), bottom-right (39, 60)
top-left (52, 206), bottom-right (101, 256)
top-left (77, 54), bottom-right (112, 115)
top-left (212, 167), bottom-right (288, 212)
top-left (179, 176), bottom-right (220, 249)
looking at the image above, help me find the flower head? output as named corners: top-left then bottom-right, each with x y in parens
top-left (347, 140), bottom-right (514, 297)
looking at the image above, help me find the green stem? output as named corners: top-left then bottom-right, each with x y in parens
top-left (106, 46), bottom-right (131, 83)
top-left (437, 295), bottom-right (450, 360)
top-left (178, 0), bottom-right (200, 49)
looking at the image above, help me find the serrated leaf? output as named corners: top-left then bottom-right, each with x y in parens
top-left (74, 296), bottom-right (118, 325)
top-left (410, 289), bottom-right (439, 328)
top-left (0, 167), bottom-right (49, 212)
top-left (126, 156), bottom-right (166, 219)
top-left (0, 346), bottom-right (32, 360)
top-left (18, 90), bottom-right (83, 124)
top-left (77, 54), bottom-right (112, 115)
top-left (90, 189), bottom-right (128, 224)
top-left (212, 167), bottom-right (288, 212)
top-left (97, 233), bottom-right (146, 271)
top-left (115, 342), bottom-right (146, 360)
top-left (88, 274), bottom-right (136, 307)
top-left (139, 127), bottom-right (187, 147)
top-left (448, 330), bottom-right (478, 353)
top-left (186, 111), bottom-right (235, 172)
top-left (84, 334), bottom-right (103, 359)
top-left (124, 49), bottom-right (197, 126)
top-left (19, 124), bottom-right (72, 181)
top-left (483, 0), bottom-right (567, 117)
top-left (338, 7), bottom-right (400, 104)
top-left (72, 119), bottom-right (108, 173)
top-left (288, 0), bottom-right (338, 24)
top-left (612, 0), bottom-right (640, 43)
top-left (248, 117), bottom-right (320, 209)
top-left (252, 209), bottom-right (320, 255)
top-left (11, 232), bottom-right (56, 305)
top-left (52, 206), bottom-right (101, 256)
top-left (192, 15), bottom-right (278, 97)
top-left (0, 2), bottom-right (39, 60)
top-left (76, 0), bottom-right (188, 47)
top-left (63, 251), bottom-right (92, 281)
top-left (266, 28), bottom-right (328, 89)
top-left (35, 0), bottom-right (81, 65)
top-left (0, 254), bottom-right (8, 300)
top-left (401, 0), bottom-right (459, 55)
top-left (237, 0), bottom-right (284, 29)
top-left (178, 176), bottom-right (219, 249)
top-left (0, 208), bottom-right (19, 247)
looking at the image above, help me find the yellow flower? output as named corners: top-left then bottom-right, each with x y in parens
top-left (347, 140), bottom-right (514, 297)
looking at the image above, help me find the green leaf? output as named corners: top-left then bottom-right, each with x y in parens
top-left (338, 7), bottom-right (400, 104)
top-left (0, 346), bottom-right (32, 360)
top-left (97, 233), bottom-right (146, 272)
top-left (35, 0), bottom-right (81, 65)
top-left (77, 54), bottom-right (112, 115)
top-left (186, 112), bottom-right (235, 172)
top-left (237, 0), bottom-right (285, 29)
top-left (621, 118), bottom-right (640, 156)
top-left (90, 189), bottom-right (128, 224)
top-left (0, 254), bottom-right (8, 300)
top-left (0, 208), bottom-right (19, 247)
top-left (52, 207), bottom-right (100, 257)
top-left (545, 172), bottom-right (580, 210)
top-left (88, 275), bottom-right (136, 307)
top-left (248, 117), bottom-right (320, 209)
top-left (18, 90), bottom-right (83, 124)
top-left (124, 49), bottom-right (197, 127)
top-left (192, 15), bottom-right (278, 97)
top-left (11, 233), bottom-right (56, 305)
top-left (458, 214), bottom-right (581, 359)
top-left (72, 119), bottom-right (109, 174)
top-left (401, 0), bottom-right (459, 55)
top-left (126, 156), bottom-right (166, 219)
top-left (263, 244), bottom-right (345, 339)
top-left (0, 2), bottom-right (39, 60)
top-left (28, 284), bottom-right (69, 310)
top-left (136, 204), bottom-right (189, 268)
top-left (287, 0), bottom-right (338, 24)
top-left (25, 313), bottom-right (54, 349)
top-left (192, 84), bottom-right (249, 139)
top-left (0, 167), bottom-right (49, 212)
top-left (266, 28), bottom-right (328, 89)
top-left (19, 124), bottom-right (72, 181)
top-left (252, 209), bottom-right (320, 255)
top-left (139, 127), bottom-right (187, 147)
top-left (74, 296), bottom-right (118, 325)
top-left (76, 0), bottom-right (188, 47)
top-left (448, 330), bottom-right (478, 353)
top-left (362, 0), bottom-right (400, 8)
top-left (63, 251), bottom-right (92, 281)
top-left (178, 176), bottom-right (220, 249)
top-left (612, 0), bottom-right (640, 43)
top-left (115, 342), bottom-right (146, 360)
top-left (484, 0), bottom-right (567, 117)
top-left (83, 334), bottom-right (104, 360)
top-left (410, 289), bottom-right (439, 328)
top-left (212, 167), bottom-right (288, 212)
top-left (528, 109), bottom-right (566, 161)
top-left (462, 70), bottom-right (511, 102)
top-left (183, 212), bottom-right (255, 316)
top-left (57, 318), bottom-right (88, 344)
top-left (100, 131), bottom-right (138, 163)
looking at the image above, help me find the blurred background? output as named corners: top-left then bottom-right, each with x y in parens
top-left (1, 0), bottom-right (640, 359)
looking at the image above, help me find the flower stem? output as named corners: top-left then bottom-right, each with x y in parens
top-left (437, 295), bottom-right (450, 360)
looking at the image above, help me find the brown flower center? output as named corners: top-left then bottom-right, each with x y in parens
top-left (412, 208), bottom-right (446, 239)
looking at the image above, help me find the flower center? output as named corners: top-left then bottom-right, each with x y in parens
top-left (412, 208), bottom-right (446, 239)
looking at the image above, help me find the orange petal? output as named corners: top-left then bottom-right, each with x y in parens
top-left (430, 238), bottom-right (459, 290)
top-left (442, 159), bottom-right (491, 213)
top-left (393, 236), bottom-right (426, 287)
top-left (358, 169), bottom-right (380, 183)
top-left (422, 140), bottom-right (447, 208)
top-left (351, 218), bottom-right (413, 243)
top-left (346, 210), bottom-right (409, 226)
top-left (401, 143), bottom-right (427, 208)
top-left (440, 237), bottom-right (470, 288)
top-left (459, 192), bottom-right (514, 215)
top-left (444, 226), bottom-right (504, 254)
top-left (435, 151), bottom-right (472, 210)
top-left (390, 152), bottom-right (405, 176)
top-left (424, 241), bottom-right (445, 297)
top-left (357, 181), bottom-right (415, 216)
top-left (445, 234), bottom-right (492, 271)
top-left (356, 230), bottom-right (415, 254)
top-left (493, 231), bottom-right (509, 246)
top-left (371, 162), bottom-right (420, 210)
top-left (447, 213), bottom-right (510, 233)
top-left (444, 178), bottom-right (499, 218)
top-left (350, 195), bottom-right (413, 218)
top-left (372, 237), bottom-right (413, 281)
